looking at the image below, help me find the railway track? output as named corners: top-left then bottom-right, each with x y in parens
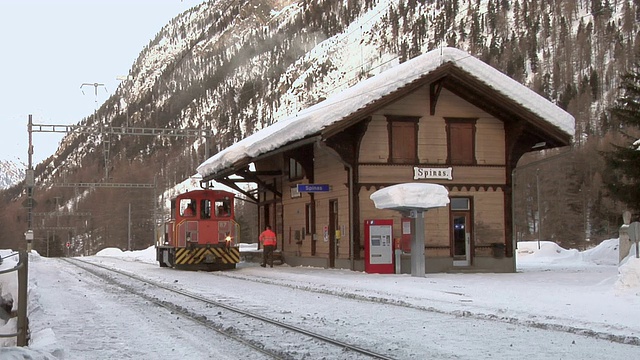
top-left (63, 258), bottom-right (396, 360)
top-left (211, 269), bottom-right (640, 348)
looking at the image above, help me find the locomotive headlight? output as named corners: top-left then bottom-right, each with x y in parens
top-left (225, 235), bottom-right (232, 242)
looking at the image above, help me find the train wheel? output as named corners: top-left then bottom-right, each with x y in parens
top-left (221, 263), bottom-right (236, 270)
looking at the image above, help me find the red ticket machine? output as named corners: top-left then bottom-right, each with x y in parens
top-left (364, 219), bottom-right (394, 274)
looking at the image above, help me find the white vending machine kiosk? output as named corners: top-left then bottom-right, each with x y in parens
top-left (364, 219), bottom-right (394, 274)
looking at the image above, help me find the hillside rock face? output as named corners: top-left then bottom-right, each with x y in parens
top-left (0, 160), bottom-right (23, 190)
top-left (1, 0), bottom-right (638, 251)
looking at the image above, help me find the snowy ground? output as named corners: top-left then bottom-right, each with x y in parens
top-left (0, 239), bottom-right (639, 359)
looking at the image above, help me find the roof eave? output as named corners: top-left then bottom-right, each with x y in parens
top-left (202, 135), bottom-right (321, 183)
top-left (442, 66), bottom-right (573, 146)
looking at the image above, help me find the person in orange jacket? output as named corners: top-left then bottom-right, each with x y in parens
top-left (183, 202), bottom-right (195, 217)
top-left (259, 225), bottom-right (277, 268)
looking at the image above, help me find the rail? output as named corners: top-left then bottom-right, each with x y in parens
top-left (0, 251), bottom-right (29, 346)
top-left (68, 258), bottom-right (394, 359)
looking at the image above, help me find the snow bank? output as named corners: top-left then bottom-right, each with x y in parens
top-left (239, 243), bottom-right (259, 251)
top-left (0, 251), bottom-right (20, 348)
top-left (517, 239), bottom-right (623, 267)
top-left (582, 238), bottom-right (620, 265)
top-left (96, 247), bottom-right (157, 264)
top-left (615, 258), bottom-right (640, 294)
top-left (516, 241), bottom-right (582, 264)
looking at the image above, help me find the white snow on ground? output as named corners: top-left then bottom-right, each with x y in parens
top-left (0, 239), bottom-right (639, 359)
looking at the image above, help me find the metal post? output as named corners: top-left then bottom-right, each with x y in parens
top-left (511, 168), bottom-right (518, 269)
top-left (26, 116), bottom-right (35, 252)
top-left (636, 229), bottom-right (639, 259)
top-left (410, 210), bottom-right (426, 277)
top-left (128, 203), bottom-right (132, 251)
top-left (17, 251), bottom-right (28, 346)
top-left (633, 221), bottom-right (640, 259)
top-left (81, 82), bottom-right (108, 179)
top-left (84, 220), bottom-right (88, 256)
top-left (153, 177), bottom-right (158, 248)
top-left (205, 135), bottom-right (210, 160)
top-left (394, 247), bottom-right (402, 274)
top-left (536, 168), bottom-right (542, 249)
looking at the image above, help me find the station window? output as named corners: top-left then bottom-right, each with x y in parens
top-left (289, 157), bottom-right (304, 180)
top-left (445, 118), bottom-right (477, 165)
top-left (387, 115), bottom-right (418, 164)
top-left (450, 197), bottom-right (470, 211)
top-left (305, 202), bottom-right (314, 235)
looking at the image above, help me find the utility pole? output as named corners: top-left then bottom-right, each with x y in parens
top-left (25, 116), bottom-right (35, 252)
top-left (536, 168), bottom-right (542, 250)
top-left (128, 203), bottom-right (132, 251)
top-left (80, 82), bottom-right (107, 109)
top-left (81, 82), bottom-right (110, 180)
top-left (28, 118), bottom-right (213, 253)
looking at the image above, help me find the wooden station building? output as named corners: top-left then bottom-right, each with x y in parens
top-left (197, 47), bottom-right (575, 273)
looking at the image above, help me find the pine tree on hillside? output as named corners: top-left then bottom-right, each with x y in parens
top-left (603, 59), bottom-right (640, 214)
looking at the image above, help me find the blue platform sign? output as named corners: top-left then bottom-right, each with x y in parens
top-left (297, 184), bottom-right (330, 192)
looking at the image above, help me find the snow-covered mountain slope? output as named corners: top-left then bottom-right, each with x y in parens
top-left (0, 159), bottom-right (24, 190)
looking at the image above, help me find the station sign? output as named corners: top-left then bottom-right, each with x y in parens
top-left (413, 167), bottom-right (453, 180)
top-left (297, 184), bottom-right (330, 193)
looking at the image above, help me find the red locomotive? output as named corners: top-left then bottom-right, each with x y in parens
top-left (156, 188), bottom-right (240, 270)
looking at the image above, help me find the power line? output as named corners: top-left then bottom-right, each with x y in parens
top-left (29, 123), bottom-right (214, 138)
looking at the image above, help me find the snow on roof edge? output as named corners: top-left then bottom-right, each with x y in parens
top-left (197, 47), bottom-right (575, 178)
top-left (446, 49), bottom-right (575, 136)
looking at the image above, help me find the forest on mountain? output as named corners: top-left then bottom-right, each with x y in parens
top-left (0, 0), bottom-right (638, 255)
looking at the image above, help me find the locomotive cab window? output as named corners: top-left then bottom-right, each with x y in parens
top-left (201, 199), bottom-right (211, 219)
top-left (180, 199), bottom-right (196, 217)
top-left (215, 198), bottom-right (231, 217)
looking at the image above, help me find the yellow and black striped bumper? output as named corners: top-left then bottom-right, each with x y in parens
top-left (175, 246), bottom-right (240, 265)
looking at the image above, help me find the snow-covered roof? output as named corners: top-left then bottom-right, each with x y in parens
top-left (370, 183), bottom-right (450, 211)
top-left (197, 47), bottom-right (575, 179)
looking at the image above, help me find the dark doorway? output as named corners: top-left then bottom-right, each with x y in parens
top-left (329, 199), bottom-right (338, 268)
